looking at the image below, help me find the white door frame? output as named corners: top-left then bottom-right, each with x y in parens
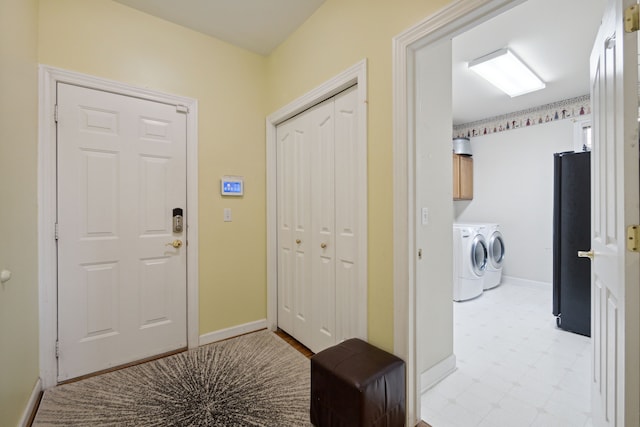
top-left (392, 1), bottom-right (525, 423)
top-left (38, 65), bottom-right (200, 389)
top-left (265, 60), bottom-right (368, 341)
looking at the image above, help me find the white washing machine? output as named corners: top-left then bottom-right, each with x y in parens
top-left (456, 223), bottom-right (505, 289)
top-left (452, 224), bottom-right (488, 301)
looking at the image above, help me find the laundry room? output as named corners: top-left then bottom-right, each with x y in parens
top-left (452, 99), bottom-right (589, 291)
top-left (421, 0), bottom-right (605, 425)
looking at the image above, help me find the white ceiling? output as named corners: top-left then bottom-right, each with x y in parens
top-left (113, 0), bottom-right (326, 56)
top-left (453, 0), bottom-right (606, 124)
top-left (113, 0), bottom-right (606, 125)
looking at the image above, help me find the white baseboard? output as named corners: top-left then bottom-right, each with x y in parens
top-left (420, 354), bottom-right (457, 394)
top-left (199, 319), bottom-right (268, 346)
top-left (501, 275), bottom-right (551, 289)
top-left (19, 377), bottom-right (42, 427)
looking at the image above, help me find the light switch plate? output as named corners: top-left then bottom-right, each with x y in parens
top-left (224, 208), bottom-right (232, 222)
top-left (421, 207), bottom-right (428, 225)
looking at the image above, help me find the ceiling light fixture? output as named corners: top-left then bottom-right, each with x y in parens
top-left (468, 48), bottom-right (545, 97)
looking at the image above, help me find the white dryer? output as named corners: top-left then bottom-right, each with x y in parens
top-left (452, 224), bottom-right (488, 301)
top-left (481, 223), bottom-right (505, 290)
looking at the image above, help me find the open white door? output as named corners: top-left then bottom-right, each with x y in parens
top-left (588, 0), bottom-right (640, 425)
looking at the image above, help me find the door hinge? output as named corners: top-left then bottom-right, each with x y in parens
top-left (55, 222), bottom-right (59, 240)
top-left (627, 225), bottom-right (640, 252)
top-left (624, 4), bottom-right (639, 33)
top-left (55, 341), bottom-right (60, 358)
top-left (54, 104), bottom-right (59, 123)
top-left (176, 105), bottom-right (189, 114)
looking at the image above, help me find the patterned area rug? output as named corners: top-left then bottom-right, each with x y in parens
top-left (33, 330), bottom-right (311, 426)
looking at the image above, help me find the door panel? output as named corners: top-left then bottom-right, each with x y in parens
top-left (277, 122), bottom-right (294, 333)
top-left (140, 157), bottom-right (170, 233)
top-left (139, 257), bottom-right (172, 327)
top-left (83, 262), bottom-right (119, 339)
top-left (276, 114), bottom-right (313, 349)
top-left (57, 83), bottom-right (187, 381)
top-left (589, 0), bottom-right (640, 425)
top-left (83, 151), bottom-right (118, 235)
top-left (311, 99), bottom-right (336, 352)
top-left (293, 118), bottom-right (312, 344)
top-left (334, 87), bottom-right (359, 343)
top-left (276, 124), bottom-right (295, 333)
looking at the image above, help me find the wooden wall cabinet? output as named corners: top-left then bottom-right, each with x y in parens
top-left (453, 153), bottom-right (473, 200)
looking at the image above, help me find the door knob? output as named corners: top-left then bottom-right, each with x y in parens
top-left (166, 240), bottom-right (183, 249)
top-left (296, 239), bottom-right (301, 244)
top-left (320, 243), bottom-right (327, 249)
top-left (578, 250), bottom-right (594, 260)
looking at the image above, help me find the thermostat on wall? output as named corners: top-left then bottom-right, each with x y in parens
top-left (221, 176), bottom-right (244, 196)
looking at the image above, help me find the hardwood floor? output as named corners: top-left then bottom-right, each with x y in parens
top-left (274, 328), bottom-right (314, 358)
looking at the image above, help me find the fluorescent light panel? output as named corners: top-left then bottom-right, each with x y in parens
top-left (469, 48), bottom-right (545, 97)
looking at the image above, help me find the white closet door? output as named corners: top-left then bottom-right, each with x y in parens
top-left (311, 98), bottom-right (337, 353)
top-left (333, 86), bottom-right (359, 343)
top-left (276, 85), bottom-right (360, 354)
top-left (276, 113), bottom-right (313, 349)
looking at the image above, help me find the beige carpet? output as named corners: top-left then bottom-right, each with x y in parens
top-left (33, 330), bottom-right (311, 426)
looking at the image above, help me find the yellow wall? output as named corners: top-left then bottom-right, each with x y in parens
top-left (0, 0), bottom-right (40, 425)
top-left (38, 0), bottom-right (455, 354)
top-left (38, 0), bottom-right (269, 334)
top-left (266, 0), bottom-right (451, 350)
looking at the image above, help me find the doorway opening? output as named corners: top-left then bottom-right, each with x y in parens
top-left (424, 0), bottom-right (602, 424)
top-left (391, 0), bottom-right (625, 424)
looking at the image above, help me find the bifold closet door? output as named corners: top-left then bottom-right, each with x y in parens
top-left (276, 112), bottom-right (313, 349)
top-left (332, 87), bottom-right (359, 343)
top-left (276, 86), bottom-right (359, 353)
top-left (310, 98), bottom-right (337, 352)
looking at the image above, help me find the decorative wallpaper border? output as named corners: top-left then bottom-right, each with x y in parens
top-left (453, 94), bottom-right (590, 139)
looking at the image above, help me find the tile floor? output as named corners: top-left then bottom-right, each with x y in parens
top-left (421, 280), bottom-right (592, 427)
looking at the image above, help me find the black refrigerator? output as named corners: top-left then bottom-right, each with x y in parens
top-left (552, 151), bottom-right (591, 337)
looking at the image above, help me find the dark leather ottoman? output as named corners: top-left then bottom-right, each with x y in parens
top-left (310, 338), bottom-right (406, 427)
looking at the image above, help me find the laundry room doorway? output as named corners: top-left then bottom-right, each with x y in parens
top-left (392, 0), bottom-right (640, 425)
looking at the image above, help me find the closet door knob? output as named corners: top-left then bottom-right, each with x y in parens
top-left (320, 243), bottom-right (327, 249)
top-left (296, 239), bottom-right (301, 244)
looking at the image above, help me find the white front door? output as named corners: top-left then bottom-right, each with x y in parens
top-left (56, 83), bottom-right (188, 381)
top-left (589, 0), bottom-right (640, 425)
